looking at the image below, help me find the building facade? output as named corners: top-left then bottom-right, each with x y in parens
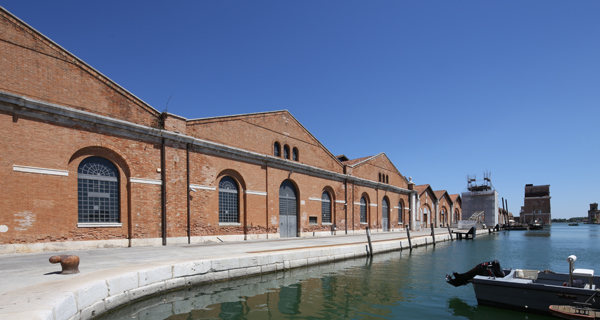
top-left (520, 184), bottom-right (551, 225)
top-left (1, 7), bottom-right (463, 253)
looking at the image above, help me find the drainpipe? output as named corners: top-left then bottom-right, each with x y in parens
top-left (351, 180), bottom-right (355, 233)
top-left (186, 143), bottom-right (191, 244)
top-left (434, 199), bottom-right (440, 228)
top-left (161, 137), bottom-right (167, 246)
top-left (265, 159), bottom-right (269, 239)
top-left (344, 178), bottom-right (348, 234)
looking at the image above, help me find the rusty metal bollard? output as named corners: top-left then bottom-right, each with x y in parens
top-left (49, 255), bottom-right (80, 274)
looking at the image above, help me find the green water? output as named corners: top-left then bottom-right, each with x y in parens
top-left (101, 224), bottom-right (600, 319)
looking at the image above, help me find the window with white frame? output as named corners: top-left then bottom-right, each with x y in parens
top-left (360, 197), bottom-right (367, 223)
top-left (321, 191), bottom-right (331, 223)
top-left (219, 176), bottom-right (239, 223)
top-left (78, 157), bottom-right (119, 223)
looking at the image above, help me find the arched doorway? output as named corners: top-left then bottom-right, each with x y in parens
top-left (441, 207), bottom-right (447, 227)
top-left (382, 198), bottom-right (389, 232)
top-left (423, 205), bottom-right (430, 228)
top-left (279, 180), bottom-right (298, 238)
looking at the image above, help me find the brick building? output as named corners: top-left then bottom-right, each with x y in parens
top-left (0, 7), bottom-right (459, 253)
top-left (520, 184), bottom-right (551, 225)
top-left (588, 203), bottom-right (600, 224)
top-left (449, 194), bottom-right (462, 224)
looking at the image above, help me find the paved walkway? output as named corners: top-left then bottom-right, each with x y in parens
top-left (0, 227), bottom-right (484, 320)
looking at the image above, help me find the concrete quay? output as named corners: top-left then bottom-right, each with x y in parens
top-left (0, 228), bottom-right (490, 320)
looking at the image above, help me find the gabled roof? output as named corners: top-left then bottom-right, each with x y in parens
top-left (416, 184), bottom-right (437, 199)
top-left (0, 6), bottom-right (160, 117)
top-left (342, 155), bottom-right (375, 166)
top-left (434, 190), bottom-right (453, 205)
top-left (434, 190), bottom-right (446, 199)
top-left (343, 153), bottom-right (406, 180)
top-left (449, 194), bottom-right (461, 203)
top-left (188, 110), bottom-right (343, 168)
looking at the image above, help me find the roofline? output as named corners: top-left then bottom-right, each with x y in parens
top-left (188, 109), bottom-right (344, 169)
top-left (187, 110), bottom-right (288, 122)
top-left (0, 6), bottom-right (161, 116)
top-left (346, 153), bottom-right (381, 168)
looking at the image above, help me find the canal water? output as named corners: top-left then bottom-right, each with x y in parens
top-left (100, 224), bottom-right (600, 319)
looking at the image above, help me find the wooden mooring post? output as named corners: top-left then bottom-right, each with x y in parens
top-left (366, 227), bottom-right (374, 257)
top-left (447, 223), bottom-right (453, 241)
top-left (406, 226), bottom-right (412, 250)
top-left (430, 223), bottom-right (436, 245)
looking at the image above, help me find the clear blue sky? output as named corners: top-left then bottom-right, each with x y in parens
top-left (3, 1), bottom-right (599, 219)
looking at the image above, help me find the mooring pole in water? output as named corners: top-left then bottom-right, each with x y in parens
top-left (406, 227), bottom-right (413, 250)
top-left (366, 227), bottom-right (374, 257)
top-left (430, 223), bottom-right (436, 245)
top-left (447, 223), bottom-right (453, 241)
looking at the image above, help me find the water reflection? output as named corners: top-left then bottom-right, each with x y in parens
top-left (447, 297), bottom-right (549, 320)
top-left (100, 225), bottom-right (600, 320)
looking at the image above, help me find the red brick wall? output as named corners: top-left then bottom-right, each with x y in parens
top-left (0, 9), bottom-right (160, 128)
top-left (0, 109), bottom-right (166, 244)
top-left (187, 112), bottom-right (344, 173)
top-left (350, 154), bottom-right (408, 189)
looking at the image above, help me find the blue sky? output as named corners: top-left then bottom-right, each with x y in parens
top-left (3, 1), bottom-right (599, 219)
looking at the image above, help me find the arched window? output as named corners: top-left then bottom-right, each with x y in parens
top-left (386, 175), bottom-right (389, 184)
top-left (219, 176), bottom-right (239, 223)
top-left (274, 142), bottom-right (281, 157)
top-left (398, 201), bottom-right (403, 223)
top-left (378, 173), bottom-right (381, 182)
top-left (360, 197), bottom-right (367, 223)
top-left (321, 191), bottom-right (331, 223)
top-left (292, 147), bottom-right (299, 161)
top-left (78, 157), bottom-right (119, 223)
top-left (284, 145), bottom-right (290, 159)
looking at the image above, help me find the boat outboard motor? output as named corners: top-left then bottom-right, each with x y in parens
top-left (446, 260), bottom-right (505, 287)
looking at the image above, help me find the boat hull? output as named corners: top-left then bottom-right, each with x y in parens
top-left (472, 274), bottom-right (600, 315)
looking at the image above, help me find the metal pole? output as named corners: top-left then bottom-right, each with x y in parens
top-left (501, 197), bottom-right (506, 227)
top-left (161, 137), bottom-right (167, 246)
top-left (186, 143), bottom-right (191, 244)
top-left (506, 199), bottom-right (510, 230)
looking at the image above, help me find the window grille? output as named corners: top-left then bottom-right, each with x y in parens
top-left (274, 142), bottom-right (281, 157)
top-left (219, 176), bottom-right (239, 223)
top-left (284, 145), bottom-right (290, 159)
top-left (360, 197), bottom-right (367, 223)
top-left (398, 202), bottom-right (403, 223)
top-left (321, 191), bottom-right (331, 223)
top-left (78, 157), bottom-right (119, 223)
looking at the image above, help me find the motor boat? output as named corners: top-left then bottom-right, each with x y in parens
top-left (446, 256), bottom-right (600, 315)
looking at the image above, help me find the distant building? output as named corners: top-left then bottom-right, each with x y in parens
top-left (588, 203), bottom-right (600, 224)
top-left (520, 184), bottom-right (551, 225)
top-left (461, 172), bottom-right (499, 227)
